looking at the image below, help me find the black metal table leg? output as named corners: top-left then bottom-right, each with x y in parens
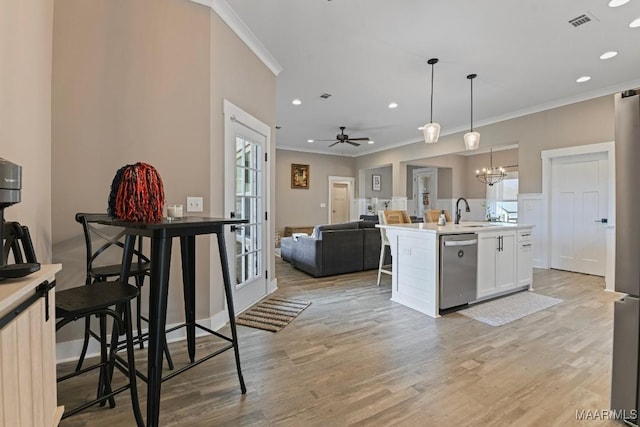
top-left (180, 235), bottom-right (196, 363)
top-left (96, 217), bottom-right (249, 423)
top-left (216, 227), bottom-right (246, 394)
top-left (147, 236), bottom-right (172, 427)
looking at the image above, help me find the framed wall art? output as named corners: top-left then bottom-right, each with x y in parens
top-left (372, 174), bottom-right (381, 191)
top-left (291, 163), bottom-right (310, 189)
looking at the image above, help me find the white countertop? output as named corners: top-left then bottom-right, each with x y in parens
top-left (377, 221), bottom-right (533, 235)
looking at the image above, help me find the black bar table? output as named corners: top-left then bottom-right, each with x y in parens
top-left (99, 216), bottom-right (248, 427)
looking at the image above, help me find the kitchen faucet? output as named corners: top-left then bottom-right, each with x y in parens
top-left (455, 197), bottom-right (471, 224)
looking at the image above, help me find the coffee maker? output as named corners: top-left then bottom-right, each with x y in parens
top-left (1, 158), bottom-right (40, 279)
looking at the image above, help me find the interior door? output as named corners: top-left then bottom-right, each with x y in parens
top-left (551, 152), bottom-right (608, 276)
top-left (412, 168), bottom-right (437, 217)
top-left (331, 183), bottom-right (349, 223)
top-left (224, 105), bottom-right (268, 313)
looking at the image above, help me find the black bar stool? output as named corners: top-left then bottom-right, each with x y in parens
top-left (4, 221), bottom-right (144, 426)
top-left (56, 282), bottom-right (144, 425)
top-left (75, 212), bottom-right (173, 372)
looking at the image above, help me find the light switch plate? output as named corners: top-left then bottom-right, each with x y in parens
top-left (187, 196), bottom-right (203, 212)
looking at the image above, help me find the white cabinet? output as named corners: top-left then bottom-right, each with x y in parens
top-left (477, 230), bottom-right (517, 299)
top-left (517, 228), bottom-right (534, 287)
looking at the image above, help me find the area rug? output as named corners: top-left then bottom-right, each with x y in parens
top-left (458, 291), bottom-right (562, 326)
top-left (236, 296), bottom-right (311, 332)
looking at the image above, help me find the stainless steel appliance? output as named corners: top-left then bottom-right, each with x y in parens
top-left (0, 158), bottom-right (40, 279)
top-left (0, 158), bottom-right (21, 208)
top-left (611, 90), bottom-right (640, 424)
top-left (439, 233), bottom-right (477, 309)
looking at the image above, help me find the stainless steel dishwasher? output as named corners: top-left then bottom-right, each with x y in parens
top-left (439, 233), bottom-right (478, 309)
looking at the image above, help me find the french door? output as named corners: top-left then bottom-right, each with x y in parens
top-left (224, 101), bottom-right (269, 313)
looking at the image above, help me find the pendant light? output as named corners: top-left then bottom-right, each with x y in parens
top-left (475, 148), bottom-right (506, 186)
top-left (464, 73), bottom-right (480, 150)
top-left (423, 58), bottom-right (440, 143)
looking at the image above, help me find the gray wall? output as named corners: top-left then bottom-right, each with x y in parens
top-left (276, 149), bottom-right (356, 234)
top-left (364, 165), bottom-right (392, 199)
top-left (0, 0), bottom-right (53, 263)
top-left (356, 96), bottom-right (614, 195)
top-left (52, 0), bottom-right (276, 341)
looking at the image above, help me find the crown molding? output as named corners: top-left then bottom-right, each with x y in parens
top-left (189, 0), bottom-right (283, 76)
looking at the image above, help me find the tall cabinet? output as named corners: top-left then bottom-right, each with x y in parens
top-left (0, 265), bottom-right (63, 427)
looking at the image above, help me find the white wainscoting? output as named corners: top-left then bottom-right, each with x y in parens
top-left (391, 197), bottom-right (408, 211)
top-left (355, 198), bottom-right (368, 217)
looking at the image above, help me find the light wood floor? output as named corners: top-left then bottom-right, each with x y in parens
top-left (59, 259), bottom-right (622, 426)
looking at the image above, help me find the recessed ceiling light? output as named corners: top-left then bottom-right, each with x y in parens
top-left (600, 51), bottom-right (618, 60)
top-left (368, 140), bottom-right (375, 144)
top-left (609, 0), bottom-right (629, 7)
top-left (388, 102), bottom-right (398, 109)
top-left (292, 99), bottom-right (302, 105)
top-left (418, 126), bottom-right (425, 130)
top-left (307, 139), bottom-right (314, 143)
top-left (631, 17), bottom-right (640, 28)
top-left (576, 76), bottom-right (591, 83)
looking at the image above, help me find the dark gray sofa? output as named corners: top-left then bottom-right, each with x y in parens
top-left (280, 220), bottom-right (389, 277)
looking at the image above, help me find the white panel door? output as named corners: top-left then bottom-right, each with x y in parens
top-left (551, 153), bottom-right (608, 276)
top-left (331, 183), bottom-right (349, 223)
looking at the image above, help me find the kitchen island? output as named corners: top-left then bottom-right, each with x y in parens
top-left (377, 222), bottom-right (534, 317)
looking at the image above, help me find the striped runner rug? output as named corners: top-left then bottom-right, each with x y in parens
top-left (236, 296), bottom-right (311, 332)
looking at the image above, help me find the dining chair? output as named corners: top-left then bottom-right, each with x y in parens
top-left (423, 209), bottom-right (452, 223)
top-left (377, 210), bottom-right (412, 286)
top-left (376, 211), bottom-right (392, 286)
top-left (75, 213), bottom-right (173, 372)
top-left (4, 221), bottom-right (144, 426)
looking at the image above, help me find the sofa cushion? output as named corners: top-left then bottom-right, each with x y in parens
top-left (280, 237), bottom-right (294, 262)
top-left (358, 220), bottom-right (378, 229)
top-left (312, 221), bottom-right (359, 238)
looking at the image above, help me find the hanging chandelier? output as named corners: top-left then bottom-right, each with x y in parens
top-left (464, 73), bottom-right (480, 150)
top-left (476, 148), bottom-right (506, 186)
top-left (423, 58), bottom-right (440, 143)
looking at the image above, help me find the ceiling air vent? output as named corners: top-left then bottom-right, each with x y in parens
top-left (320, 93), bottom-right (332, 99)
top-left (568, 12), bottom-right (598, 27)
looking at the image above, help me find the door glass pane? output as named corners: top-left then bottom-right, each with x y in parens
top-left (234, 135), bottom-right (263, 287)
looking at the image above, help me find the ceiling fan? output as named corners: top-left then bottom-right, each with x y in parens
top-left (317, 126), bottom-right (370, 147)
